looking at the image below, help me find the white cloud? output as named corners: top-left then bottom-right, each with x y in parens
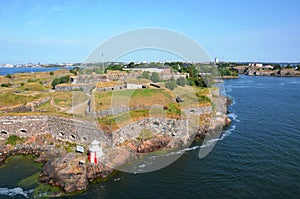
top-left (28, 18), bottom-right (43, 25)
top-left (50, 5), bottom-right (63, 13)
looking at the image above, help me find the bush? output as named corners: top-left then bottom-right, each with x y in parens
top-left (5, 135), bottom-right (23, 146)
top-left (1, 83), bottom-right (12, 87)
top-left (49, 71), bottom-right (54, 75)
top-left (5, 74), bottom-right (12, 79)
top-left (51, 78), bottom-right (60, 89)
top-left (51, 75), bottom-right (70, 89)
top-left (165, 78), bottom-right (177, 90)
top-left (176, 77), bottom-right (188, 86)
top-left (28, 79), bottom-right (37, 83)
top-left (187, 77), bottom-right (207, 87)
top-left (150, 72), bottom-right (160, 82)
top-left (20, 82), bottom-right (25, 86)
top-left (138, 71), bottom-right (150, 79)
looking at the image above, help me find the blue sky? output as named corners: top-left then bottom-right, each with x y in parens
top-left (0, 0), bottom-right (300, 64)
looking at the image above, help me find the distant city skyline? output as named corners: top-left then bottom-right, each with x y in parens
top-left (1, 0), bottom-right (300, 64)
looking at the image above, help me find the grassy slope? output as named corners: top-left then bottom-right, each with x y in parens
top-left (95, 88), bottom-right (175, 111)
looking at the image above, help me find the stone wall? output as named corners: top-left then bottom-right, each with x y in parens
top-left (95, 84), bottom-right (126, 92)
top-left (183, 106), bottom-right (212, 115)
top-left (112, 118), bottom-right (191, 146)
top-left (0, 97), bottom-right (50, 113)
top-left (55, 84), bottom-right (95, 92)
top-left (0, 116), bottom-right (112, 146)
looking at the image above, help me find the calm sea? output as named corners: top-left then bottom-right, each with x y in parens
top-left (0, 75), bottom-right (299, 198)
top-left (0, 67), bottom-right (70, 76)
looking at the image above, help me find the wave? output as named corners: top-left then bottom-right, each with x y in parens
top-left (225, 94), bottom-right (236, 106)
top-left (134, 124), bottom-right (237, 172)
top-left (219, 125), bottom-right (236, 140)
top-left (0, 187), bottom-right (33, 198)
top-left (147, 125), bottom-right (237, 163)
top-left (225, 86), bottom-right (232, 93)
top-left (228, 113), bottom-right (240, 122)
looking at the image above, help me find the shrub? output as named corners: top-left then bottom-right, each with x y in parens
top-left (165, 78), bottom-right (177, 90)
top-left (138, 71), bottom-right (150, 79)
top-left (1, 83), bottom-right (12, 87)
top-left (28, 79), bottom-right (37, 83)
top-left (176, 77), bottom-right (188, 86)
top-left (51, 75), bottom-right (70, 89)
top-left (150, 72), bottom-right (160, 82)
top-left (49, 71), bottom-right (54, 75)
top-left (188, 77), bottom-right (207, 87)
top-left (5, 135), bottom-right (23, 146)
top-left (5, 74), bottom-right (12, 79)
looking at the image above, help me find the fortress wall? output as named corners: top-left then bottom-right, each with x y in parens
top-left (0, 116), bottom-right (113, 146)
top-left (112, 118), bottom-right (190, 146)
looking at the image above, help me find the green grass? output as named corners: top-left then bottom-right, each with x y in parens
top-left (98, 110), bottom-right (149, 132)
top-left (0, 92), bottom-right (38, 107)
top-left (64, 142), bottom-right (77, 153)
top-left (196, 95), bottom-right (212, 105)
top-left (5, 135), bottom-right (24, 146)
top-left (95, 88), bottom-right (175, 111)
top-left (164, 103), bottom-right (182, 117)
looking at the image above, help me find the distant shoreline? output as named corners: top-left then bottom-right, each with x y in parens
top-left (0, 67), bottom-right (72, 76)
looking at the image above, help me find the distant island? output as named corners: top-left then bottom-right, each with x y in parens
top-left (0, 61), bottom-right (231, 196)
top-left (216, 62), bottom-right (300, 77)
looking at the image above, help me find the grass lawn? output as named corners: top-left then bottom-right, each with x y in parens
top-left (0, 92), bottom-right (39, 107)
top-left (95, 88), bottom-right (175, 111)
top-left (98, 110), bottom-right (149, 132)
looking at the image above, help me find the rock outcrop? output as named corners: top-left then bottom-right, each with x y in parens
top-left (40, 153), bottom-right (89, 193)
top-left (137, 135), bottom-right (171, 153)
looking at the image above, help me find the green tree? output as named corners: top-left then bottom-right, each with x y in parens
top-left (187, 77), bottom-right (207, 87)
top-left (176, 77), bottom-right (188, 86)
top-left (286, 64), bottom-right (292, 68)
top-left (1, 83), bottom-right (11, 87)
top-left (138, 71), bottom-right (150, 79)
top-left (49, 71), bottom-right (54, 75)
top-left (150, 72), bottom-right (160, 82)
top-left (185, 65), bottom-right (198, 78)
top-left (51, 75), bottom-right (70, 88)
top-left (5, 74), bottom-right (12, 79)
top-left (165, 77), bottom-right (177, 90)
top-left (127, 62), bottom-right (135, 68)
top-left (51, 78), bottom-right (60, 89)
top-left (273, 64), bottom-right (281, 70)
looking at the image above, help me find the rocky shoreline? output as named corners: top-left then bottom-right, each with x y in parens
top-left (0, 97), bottom-right (231, 195)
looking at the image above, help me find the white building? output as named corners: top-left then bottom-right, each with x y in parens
top-left (88, 140), bottom-right (104, 164)
top-left (126, 83), bottom-right (144, 89)
top-left (263, 65), bottom-right (274, 69)
top-left (249, 63), bottom-right (263, 68)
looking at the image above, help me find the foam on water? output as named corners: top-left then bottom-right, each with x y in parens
top-left (228, 113), bottom-right (240, 122)
top-left (0, 187), bottom-right (33, 198)
top-left (137, 124), bottom-right (237, 172)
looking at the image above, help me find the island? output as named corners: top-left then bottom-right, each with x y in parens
top-left (0, 62), bottom-right (231, 196)
top-left (215, 62), bottom-right (300, 78)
